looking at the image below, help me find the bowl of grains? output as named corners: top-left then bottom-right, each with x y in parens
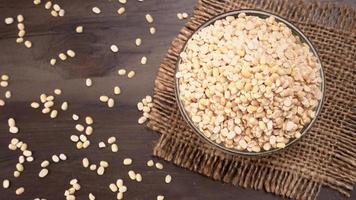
top-left (175, 10), bottom-right (325, 156)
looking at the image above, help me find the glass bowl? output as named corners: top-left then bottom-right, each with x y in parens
top-left (174, 9), bottom-right (325, 156)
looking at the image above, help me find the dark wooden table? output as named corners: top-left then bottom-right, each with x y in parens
top-left (0, 0), bottom-right (354, 199)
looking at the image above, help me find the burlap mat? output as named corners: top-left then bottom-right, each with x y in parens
top-left (146, 0), bottom-right (356, 199)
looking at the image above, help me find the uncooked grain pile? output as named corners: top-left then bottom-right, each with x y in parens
top-left (176, 13), bottom-right (322, 152)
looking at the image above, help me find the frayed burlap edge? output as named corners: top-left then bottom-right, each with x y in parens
top-left (147, 0), bottom-right (356, 199)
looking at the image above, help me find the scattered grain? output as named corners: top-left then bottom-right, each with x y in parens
top-left (145, 14), bottom-right (153, 23)
top-left (123, 158), bottom-right (132, 165)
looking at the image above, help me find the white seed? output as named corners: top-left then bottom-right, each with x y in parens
top-left (157, 195), bottom-right (164, 200)
top-left (53, 4), bottom-right (60, 11)
top-left (1, 74), bottom-right (9, 81)
top-left (135, 38), bottom-right (142, 46)
top-left (19, 156), bottom-right (26, 162)
top-left (135, 173), bottom-right (142, 182)
top-left (118, 69), bottom-right (126, 75)
top-left (50, 109), bottom-right (58, 118)
top-left (0, 99), bottom-right (4, 106)
top-left (54, 89), bottom-right (62, 95)
top-left (70, 135), bottom-right (79, 142)
top-left (59, 153), bottom-right (67, 160)
top-left (9, 127), bottom-right (19, 134)
top-left (52, 155), bottom-right (60, 163)
top-left (109, 183), bottom-right (118, 192)
top-left (8, 144), bottom-right (16, 150)
top-left (117, 7), bottom-right (125, 15)
top-left (116, 179), bottom-right (123, 187)
top-left (123, 158), bottom-right (132, 165)
top-left (89, 193), bottom-right (95, 200)
top-left (42, 107), bottom-right (50, 114)
top-left (44, 101), bottom-right (54, 108)
top-left (20, 143), bottom-right (27, 151)
top-left (13, 171), bottom-right (20, 177)
top-left (17, 15), bottom-right (24, 22)
top-left (75, 124), bottom-right (85, 132)
top-left (98, 142), bottom-right (106, 148)
top-left (18, 30), bottom-right (25, 38)
top-left (165, 174), bottom-right (172, 183)
top-left (39, 168), bottom-right (49, 178)
top-left (114, 86), bottom-right (121, 95)
top-left (89, 164), bottom-right (97, 171)
top-left (117, 192), bottom-right (123, 200)
top-left (97, 166), bottom-right (105, 175)
top-left (72, 114), bottom-right (79, 121)
top-left (17, 23), bottom-right (25, 30)
top-left (8, 118), bottom-right (15, 127)
top-left (66, 49), bottom-right (75, 57)
top-left (92, 7), bottom-right (101, 14)
top-left (50, 58), bottom-right (56, 66)
top-left (16, 163), bottom-right (24, 172)
top-left (138, 116), bottom-right (147, 124)
top-left (82, 140), bottom-right (90, 148)
top-left (85, 78), bottom-right (92, 87)
top-left (33, 0), bottom-right (41, 5)
top-left (107, 98), bottom-right (114, 108)
top-left (107, 136), bottom-right (116, 144)
top-left (16, 38), bottom-right (24, 43)
top-left (58, 9), bottom-right (65, 17)
top-left (119, 0), bottom-right (127, 4)
top-left (85, 126), bottom-right (93, 135)
top-left (4, 90), bottom-right (11, 99)
top-left (111, 144), bottom-right (118, 152)
top-left (85, 116), bottom-right (93, 125)
top-left (149, 27), bottom-right (156, 34)
top-left (2, 179), bottom-right (10, 189)
top-left (24, 40), bottom-right (32, 48)
top-left (99, 95), bottom-right (109, 102)
top-left (75, 26), bottom-right (83, 33)
top-left (145, 14), bottom-right (153, 23)
top-left (75, 141), bottom-right (82, 148)
top-left (15, 187), bottom-right (24, 195)
top-left (16, 141), bottom-right (23, 148)
top-left (127, 70), bottom-right (135, 78)
top-left (82, 158), bottom-right (89, 168)
top-left (155, 162), bottom-right (163, 169)
top-left (147, 160), bottom-right (154, 167)
top-left (182, 12), bottom-right (188, 18)
top-left (128, 170), bottom-right (136, 180)
top-left (70, 178), bottom-right (78, 185)
top-left (177, 13), bottom-right (183, 20)
top-left (100, 161), bottom-right (109, 168)
top-left (40, 94), bottom-right (47, 102)
top-left (0, 81), bottom-right (8, 87)
top-left (59, 53), bottom-right (67, 60)
top-left (145, 95), bottom-right (152, 102)
top-left (80, 134), bottom-right (87, 142)
top-left (41, 160), bottom-right (50, 167)
top-left (141, 56), bottom-right (147, 64)
top-left (45, 1), bottom-right (52, 9)
top-left (4, 17), bottom-right (14, 25)
top-left (61, 102), bottom-right (68, 111)
top-left (26, 156), bottom-right (34, 162)
top-left (110, 44), bottom-right (119, 53)
top-left (118, 185), bottom-right (127, 193)
top-left (23, 150), bottom-right (32, 157)
top-left (11, 138), bottom-right (19, 145)
top-left (50, 10), bottom-right (58, 17)
top-left (73, 183), bottom-right (80, 190)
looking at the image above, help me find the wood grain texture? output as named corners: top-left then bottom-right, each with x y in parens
top-left (0, 0), bottom-right (354, 199)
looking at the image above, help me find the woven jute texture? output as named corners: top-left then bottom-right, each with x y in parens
top-left (146, 0), bottom-right (356, 199)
